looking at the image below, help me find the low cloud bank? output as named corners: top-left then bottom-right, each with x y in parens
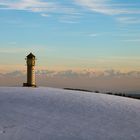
top-left (0, 69), bottom-right (140, 93)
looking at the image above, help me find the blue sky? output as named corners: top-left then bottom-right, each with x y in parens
top-left (0, 0), bottom-right (140, 72)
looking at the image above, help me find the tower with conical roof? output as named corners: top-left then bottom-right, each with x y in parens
top-left (23, 53), bottom-right (36, 87)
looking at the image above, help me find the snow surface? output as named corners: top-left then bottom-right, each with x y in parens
top-left (0, 87), bottom-right (140, 140)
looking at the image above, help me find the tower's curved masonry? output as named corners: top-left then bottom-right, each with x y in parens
top-left (23, 53), bottom-right (36, 87)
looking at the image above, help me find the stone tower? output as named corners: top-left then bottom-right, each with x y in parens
top-left (23, 53), bottom-right (36, 87)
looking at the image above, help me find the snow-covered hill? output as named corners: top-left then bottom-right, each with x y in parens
top-left (0, 87), bottom-right (140, 140)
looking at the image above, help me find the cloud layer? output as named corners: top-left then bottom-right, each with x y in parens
top-left (75, 0), bottom-right (140, 24)
top-left (75, 0), bottom-right (140, 15)
top-left (1, 69), bottom-right (140, 79)
top-left (0, 0), bottom-right (76, 16)
top-left (0, 0), bottom-right (140, 24)
top-left (0, 69), bottom-right (140, 93)
top-left (0, 0), bottom-right (56, 11)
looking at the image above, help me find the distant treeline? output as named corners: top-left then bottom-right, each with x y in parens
top-left (64, 88), bottom-right (93, 93)
top-left (64, 88), bottom-right (140, 100)
top-left (105, 92), bottom-right (140, 100)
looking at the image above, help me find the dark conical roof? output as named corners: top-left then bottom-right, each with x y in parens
top-left (27, 53), bottom-right (35, 58)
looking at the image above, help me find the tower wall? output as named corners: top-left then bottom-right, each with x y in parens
top-left (27, 65), bottom-right (35, 86)
top-left (23, 53), bottom-right (36, 87)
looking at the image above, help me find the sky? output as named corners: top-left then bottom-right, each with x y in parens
top-left (1, 0), bottom-right (140, 91)
top-left (0, 0), bottom-right (140, 73)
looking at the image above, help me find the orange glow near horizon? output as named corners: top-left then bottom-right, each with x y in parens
top-left (0, 64), bottom-right (140, 73)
